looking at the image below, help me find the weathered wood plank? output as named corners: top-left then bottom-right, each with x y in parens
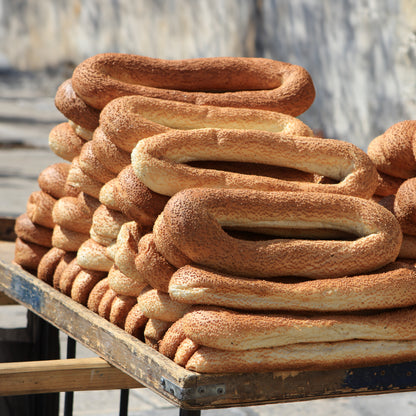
top-left (0, 357), bottom-right (143, 396)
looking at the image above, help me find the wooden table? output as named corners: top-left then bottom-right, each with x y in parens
top-left (2, 236), bottom-right (416, 414)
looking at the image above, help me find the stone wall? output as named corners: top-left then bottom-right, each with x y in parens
top-left (1, 0), bottom-right (415, 149)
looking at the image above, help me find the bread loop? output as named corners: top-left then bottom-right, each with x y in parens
top-left (178, 305), bottom-right (416, 351)
top-left (112, 165), bottom-right (169, 226)
top-left (38, 163), bottom-right (72, 199)
top-left (99, 95), bottom-right (313, 153)
top-left (132, 128), bottom-right (378, 199)
top-left (394, 178), bottom-right (416, 235)
top-left (90, 205), bottom-right (128, 246)
top-left (37, 247), bottom-right (66, 284)
top-left (14, 238), bottom-right (49, 272)
top-left (91, 127), bottom-right (131, 174)
top-left (76, 238), bottom-right (113, 272)
top-left (367, 120), bottom-right (416, 179)
top-left (26, 191), bottom-right (56, 229)
top-left (169, 262), bottom-right (416, 312)
top-left (52, 193), bottom-right (99, 234)
top-left (154, 188), bottom-right (402, 279)
top-left (72, 53), bottom-right (315, 116)
top-left (55, 79), bottom-right (100, 134)
top-left (49, 122), bottom-right (86, 162)
top-left (65, 157), bottom-right (102, 199)
top-left (52, 225), bottom-right (89, 252)
top-left (108, 265), bottom-right (146, 297)
top-left (14, 213), bottom-right (52, 248)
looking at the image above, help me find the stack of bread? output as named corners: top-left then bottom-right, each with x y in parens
top-left (12, 53), bottom-right (416, 373)
top-left (368, 121), bottom-right (416, 260)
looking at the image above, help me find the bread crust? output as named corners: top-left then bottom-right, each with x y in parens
top-left (132, 128), bottom-right (378, 198)
top-left (154, 188), bottom-right (402, 279)
top-left (169, 262), bottom-right (416, 312)
top-left (72, 53), bottom-right (315, 116)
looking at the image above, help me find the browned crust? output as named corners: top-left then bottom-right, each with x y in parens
top-left (99, 94), bottom-right (313, 153)
top-left (14, 213), bottom-right (53, 247)
top-left (78, 141), bottom-right (117, 184)
top-left (169, 262), bottom-right (416, 312)
top-left (52, 225), bottom-right (89, 252)
top-left (183, 340), bottom-right (416, 373)
top-left (132, 128), bottom-right (379, 199)
top-left (52, 193), bottom-right (99, 234)
top-left (37, 247), bottom-right (66, 285)
top-left (107, 264), bottom-right (146, 297)
top-left (374, 171), bottom-right (404, 197)
top-left (367, 120), bottom-right (416, 179)
top-left (52, 252), bottom-right (77, 290)
top-left (55, 78), bottom-right (100, 132)
top-left (71, 269), bottom-right (106, 305)
top-left (394, 178), bottom-right (416, 235)
top-left (87, 277), bottom-right (110, 313)
top-left (49, 122), bottom-right (86, 161)
top-left (72, 53), bottom-right (315, 116)
top-left (38, 163), bottom-right (72, 199)
top-left (124, 303), bottom-right (148, 340)
top-left (135, 233), bottom-right (177, 292)
top-left (65, 157), bottom-right (102, 199)
top-left (90, 127), bottom-right (131, 174)
top-left (26, 191), bottom-right (56, 229)
top-left (136, 287), bottom-right (191, 322)
top-left (14, 237), bottom-right (49, 272)
top-left (113, 165), bottom-right (169, 226)
top-left (58, 257), bottom-right (83, 295)
top-left (154, 188), bottom-right (402, 279)
top-left (178, 305), bottom-right (416, 351)
top-left (109, 295), bottom-right (137, 328)
top-left (76, 238), bottom-right (113, 272)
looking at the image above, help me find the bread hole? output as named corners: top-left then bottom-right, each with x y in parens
top-left (188, 160), bottom-right (340, 183)
top-left (223, 226), bottom-right (358, 241)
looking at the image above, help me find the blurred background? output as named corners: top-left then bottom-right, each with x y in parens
top-left (1, 0), bottom-right (415, 146)
top-left (1, 1), bottom-right (416, 415)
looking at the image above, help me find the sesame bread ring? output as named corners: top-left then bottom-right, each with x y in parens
top-left (108, 265), bottom-right (147, 297)
top-left (55, 79), bottom-right (100, 135)
top-left (135, 233), bottom-right (177, 293)
top-left (178, 305), bottom-right (416, 352)
top-left (183, 339), bottom-right (416, 373)
top-left (169, 262), bottom-right (416, 312)
top-left (71, 269), bottom-right (106, 305)
top-left (72, 53), bottom-right (315, 116)
top-left (154, 188), bottom-right (402, 279)
top-left (87, 277), bottom-right (110, 313)
top-left (367, 120), bottom-right (416, 179)
top-left (49, 122), bottom-right (86, 161)
top-left (78, 141), bottom-right (117, 184)
top-left (113, 221), bottom-right (145, 282)
top-left (98, 179), bottom-right (122, 212)
top-left (52, 193), bottom-right (100, 234)
top-left (26, 191), bottom-right (56, 229)
top-left (143, 319), bottom-right (172, 350)
top-left (137, 287), bottom-right (192, 322)
top-left (374, 171), bottom-right (404, 197)
top-left (52, 252), bottom-right (76, 290)
top-left (109, 295), bottom-right (137, 329)
top-left (399, 234), bottom-right (416, 259)
top-left (112, 165), bottom-right (169, 226)
top-left (52, 225), bottom-right (89, 252)
top-left (99, 95), bottom-right (313, 153)
top-left (98, 288), bottom-right (117, 320)
top-left (90, 127), bottom-right (131, 174)
top-left (57, 257), bottom-right (83, 295)
top-left (90, 205), bottom-right (128, 246)
top-left (76, 238), bottom-right (113, 272)
top-left (124, 303), bottom-right (148, 340)
top-left (14, 214), bottom-right (52, 248)
top-left (132, 128), bottom-right (378, 198)
top-left (37, 247), bottom-right (66, 285)
top-left (14, 238), bottom-right (49, 272)
top-left (65, 157), bottom-right (102, 199)
top-left (38, 163), bottom-right (72, 199)
top-left (394, 178), bottom-right (416, 235)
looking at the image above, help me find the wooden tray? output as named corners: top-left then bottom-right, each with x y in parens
top-left (2, 241), bottom-right (416, 410)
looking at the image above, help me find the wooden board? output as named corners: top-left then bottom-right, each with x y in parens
top-left (2, 241), bottom-right (416, 410)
